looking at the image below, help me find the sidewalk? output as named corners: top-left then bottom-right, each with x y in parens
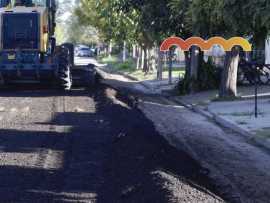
top-left (173, 86), bottom-right (270, 150)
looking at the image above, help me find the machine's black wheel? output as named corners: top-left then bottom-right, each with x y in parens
top-left (58, 47), bottom-right (72, 90)
top-left (84, 64), bottom-right (98, 89)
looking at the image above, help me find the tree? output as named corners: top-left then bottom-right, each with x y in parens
top-left (75, 0), bottom-right (138, 59)
top-left (66, 16), bottom-right (99, 45)
top-left (74, 0), bottom-right (270, 97)
top-left (170, 0), bottom-right (223, 93)
top-left (214, 0), bottom-right (270, 98)
top-left (172, 0), bottom-right (269, 97)
top-left (55, 0), bottom-right (76, 44)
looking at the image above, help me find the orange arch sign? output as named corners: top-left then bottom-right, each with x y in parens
top-left (160, 37), bottom-right (252, 52)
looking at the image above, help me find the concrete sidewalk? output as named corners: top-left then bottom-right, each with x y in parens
top-left (173, 86), bottom-right (270, 150)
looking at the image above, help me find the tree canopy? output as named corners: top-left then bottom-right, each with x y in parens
top-left (71, 0), bottom-right (270, 97)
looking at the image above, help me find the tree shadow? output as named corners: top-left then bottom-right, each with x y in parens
top-left (0, 83), bottom-right (90, 98)
top-left (0, 84), bottom-right (225, 202)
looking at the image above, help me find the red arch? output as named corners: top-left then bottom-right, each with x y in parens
top-left (185, 37), bottom-right (205, 50)
top-left (160, 37), bottom-right (188, 51)
top-left (160, 36), bottom-right (252, 52)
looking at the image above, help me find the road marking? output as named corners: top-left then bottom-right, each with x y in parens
top-left (0, 107), bottom-right (4, 112)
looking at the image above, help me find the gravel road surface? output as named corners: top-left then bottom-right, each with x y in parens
top-left (0, 84), bottom-right (225, 202)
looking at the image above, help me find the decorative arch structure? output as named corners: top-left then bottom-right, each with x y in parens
top-left (160, 36), bottom-right (252, 52)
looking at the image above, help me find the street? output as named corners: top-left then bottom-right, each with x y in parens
top-left (0, 72), bottom-right (224, 202)
top-left (1, 0), bottom-right (270, 202)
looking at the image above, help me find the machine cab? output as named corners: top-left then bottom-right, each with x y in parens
top-left (0, 0), bottom-right (56, 55)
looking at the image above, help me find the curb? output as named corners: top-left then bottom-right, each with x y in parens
top-left (170, 97), bottom-right (213, 119)
top-left (212, 113), bottom-right (254, 138)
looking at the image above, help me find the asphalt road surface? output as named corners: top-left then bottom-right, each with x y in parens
top-left (0, 61), bottom-right (226, 202)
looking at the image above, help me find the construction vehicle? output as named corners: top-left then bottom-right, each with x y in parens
top-left (0, 0), bottom-right (97, 89)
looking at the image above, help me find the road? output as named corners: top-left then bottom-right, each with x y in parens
top-left (0, 58), bottom-right (225, 202)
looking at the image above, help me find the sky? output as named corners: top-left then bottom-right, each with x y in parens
top-left (57, 0), bottom-right (76, 22)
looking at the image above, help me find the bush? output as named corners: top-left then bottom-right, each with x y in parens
top-left (118, 60), bottom-right (135, 71)
top-left (177, 57), bottom-right (220, 95)
top-left (197, 57), bottom-right (220, 91)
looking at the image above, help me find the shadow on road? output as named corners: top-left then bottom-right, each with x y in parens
top-left (0, 83), bottom-right (91, 98)
top-left (0, 84), bottom-right (225, 202)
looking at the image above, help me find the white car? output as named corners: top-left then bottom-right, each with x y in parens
top-left (75, 46), bottom-right (93, 57)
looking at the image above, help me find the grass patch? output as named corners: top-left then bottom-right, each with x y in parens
top-left (99, 55), bottom-right (185, 81)
top-left (99, 55), bottom-right (118, 63)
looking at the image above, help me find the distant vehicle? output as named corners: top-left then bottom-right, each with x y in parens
top-left (75, 46), bottom-right (94, 57)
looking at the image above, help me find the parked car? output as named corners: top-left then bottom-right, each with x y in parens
top-left (75, 46), bottom-right (93, 57)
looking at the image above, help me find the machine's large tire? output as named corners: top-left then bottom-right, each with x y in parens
top-left (61, 43), bottom-right (74, 66)
top-left (84, 64), bottom-right (98, 89)
top-left (58, 47), bottom-right (72, 90)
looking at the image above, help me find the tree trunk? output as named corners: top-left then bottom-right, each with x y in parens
top-left (188, 46), bottom-right (200, 92)
top-left (143, 47), bottom-right (148, 73)
top-left (123, 41), bottom-right (127, 62)
top-left (149, 48), bottom-right (156, 71)
top-left (184, 51), bottom-right (191, 81)
top-left (108, 40), bottom-right (112, 58)
top-left (141, 47), bottom-right (145, 70)
top-left (132, 44), bottom-right (137, 58)
top-left (136, 47), bottom-right (142, 69)
top-left (157, 48), bottom-right (163, 80)
top-left (190, 46), bottom-right (199, 79)
top-left (219, 47), bottom-right (240, 98)
top-left (148, 49), bottom-right (152, 71)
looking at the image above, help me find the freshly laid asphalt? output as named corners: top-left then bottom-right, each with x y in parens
top-left (0, 83), bottom-right (225, 202)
